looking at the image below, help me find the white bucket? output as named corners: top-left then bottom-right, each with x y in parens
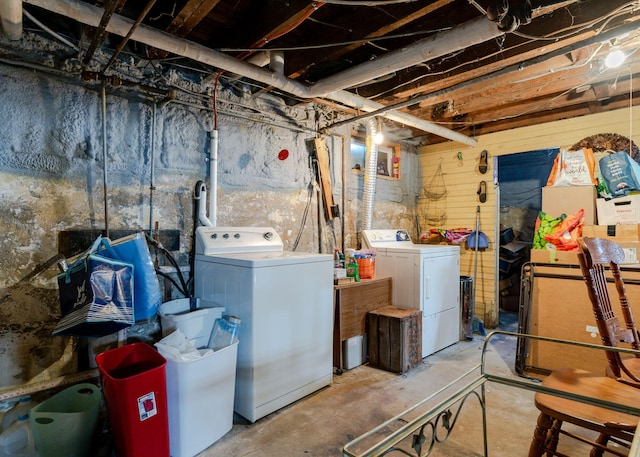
top-left (158, 298), bottom-right (224, 348)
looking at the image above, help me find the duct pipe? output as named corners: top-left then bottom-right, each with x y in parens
top-left (0, 0), bottom-right (22, 40)
top-left (310, 17), bottom-right (502, 96)
top-left (246, 51), bottom-right (271, 68)
top-left (195, 181), bottom-right (213, 226)
top-left (209, 130), bottom-right (218, 226)
top-left (361, 119), bottom-right (378, 231)
top-left (24, 0), bottom-right (477, 146)
top-left (325, 89), bottom-right (475, 146)
top-left (270, 51), bottom-right (285, 76)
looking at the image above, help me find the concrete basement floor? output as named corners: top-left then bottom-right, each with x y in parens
top-left (198, 311), bottom-right (601, 457)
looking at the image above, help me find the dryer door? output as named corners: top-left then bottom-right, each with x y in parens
top-left (421, 254), bottom-right (460, 357)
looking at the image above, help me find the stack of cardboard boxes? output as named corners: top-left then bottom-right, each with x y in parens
top-left (525, 185), bottom-right (640, 375)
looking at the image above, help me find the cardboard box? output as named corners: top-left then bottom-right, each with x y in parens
top-left (582, 224), bottom-right (640, 241)
top-left (530, 248), bottom-right (578, 265)
top-left (524, 248), bottom-right (640, 375)
top-left (542, 185), bottom-right (596, 225)
top-left (531, 242), bottom-right (640, 265)
top-left (596, 194), bottom-right (640, 225)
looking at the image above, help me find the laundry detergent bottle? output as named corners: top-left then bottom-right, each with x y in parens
top-left (346, 256), bottom-right (360, 282)
top-left (0, 414), bottom-right (37, 457)
top-left (1, 397), bottom-right (34, 433)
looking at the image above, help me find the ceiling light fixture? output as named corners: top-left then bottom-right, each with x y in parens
top-left (605, 49), bottom-right (626, 68)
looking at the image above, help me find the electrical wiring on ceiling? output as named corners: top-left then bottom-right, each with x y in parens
top-left (216, 27), bottom-right (453, 52)
top-left (319, 0), bottom-right (418, 5)
top-left (512, 0), bottom-right (640, 41)
top-left (431, 64), bottom-right (626, 130)
top-left (364, 2), bottom-right (640, 100)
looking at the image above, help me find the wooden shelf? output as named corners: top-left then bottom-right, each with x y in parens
top-left (333, 276), bottom-right (392, 370)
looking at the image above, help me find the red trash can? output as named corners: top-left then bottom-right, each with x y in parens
top-left (96, 342), bottom-right (169, 457)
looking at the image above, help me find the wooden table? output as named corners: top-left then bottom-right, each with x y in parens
top-left (333, 276), bottom-right (392, 370)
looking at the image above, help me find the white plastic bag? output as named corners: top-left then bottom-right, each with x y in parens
top-left (546, 148), bottom-right (597, 187)
top-left (155, 329), bottom-right (213, 362)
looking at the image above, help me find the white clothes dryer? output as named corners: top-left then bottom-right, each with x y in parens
top-left (362, 229), bottom-right (460, 358)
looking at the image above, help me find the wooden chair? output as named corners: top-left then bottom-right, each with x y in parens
top-left (529, 367), bottom-right (640, 456)
top-left (527, 237), bottom-right (640, 456)
top-left (577, 237), bottom-right (640, 387)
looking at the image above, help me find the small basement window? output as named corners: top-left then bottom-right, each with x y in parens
top-left (351, 137), bottom-right (400, 179)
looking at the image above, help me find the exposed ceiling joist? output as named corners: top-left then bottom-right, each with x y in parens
top-left (4, 0), bottom-right (639, 145)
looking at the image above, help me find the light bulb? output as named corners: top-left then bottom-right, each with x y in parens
top-left (373, 131), bottom-right (384, 145)
top-left (605, 49), bottom-right (626, 68)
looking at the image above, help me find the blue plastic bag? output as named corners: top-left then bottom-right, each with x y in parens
top-left (54, 251), bottom-right (134, 337)
top-left (96, 233), bottom-right (162, 322)
top-left (599, 150), bottom-right (640, 197)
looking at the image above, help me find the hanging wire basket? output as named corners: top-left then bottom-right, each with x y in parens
top-left (417, 197), bottom-right (447, 229)
top-left (423, 162), bottom-right (447, 200)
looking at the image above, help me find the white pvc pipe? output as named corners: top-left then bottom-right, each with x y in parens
top-left (209, 130), bottom-right (218, 226)
top-left (23, 0), bottom-right (478, 146)
top-left (311, 17), bottom-right (503, 96)
top-left (196, 181), bottom-right (213, 226)
top-left (269, 51), bottom-right (285, 76)
top-left (326, 89), bottom-right (476, 147)
top-left (361, 118), bottom-right (378, 231)
top-left (0, 0), bottom-right (22, 40)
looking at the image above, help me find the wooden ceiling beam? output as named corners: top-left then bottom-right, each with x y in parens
top-left (149, 0), bottom-right (222, 59)
top-left (419, 51), bottom-right (640, 122)
top-left (459, 94), bottom-right (640, 139)
top-left (461, 74), bottom-right (640, 124)
top-left (287, 0), bottom-right (454, 79)
top-left (388, 7), bottom-right (640, 101)
top-left (166, 0), bottom-right (222, 37)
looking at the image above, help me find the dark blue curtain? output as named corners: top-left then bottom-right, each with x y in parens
top-left (498, 148), bottom-right (558, 210)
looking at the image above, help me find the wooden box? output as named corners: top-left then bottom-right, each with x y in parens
top-left (367, 306), bottom-right (422, 373)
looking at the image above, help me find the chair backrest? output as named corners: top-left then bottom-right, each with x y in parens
top-left (577, 237), bottom-right (640, 380)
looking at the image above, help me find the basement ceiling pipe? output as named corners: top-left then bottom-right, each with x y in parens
top-left (25, 0), bottom-right (478, 146)
top-left (209, 129), bottom-right (218, 226)
top-left (310, 17), bottom-right (503, 96)
top-left (0, 0), bottom-right (22, 40)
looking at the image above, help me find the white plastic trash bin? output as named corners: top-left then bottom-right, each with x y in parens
top-left (158, 298), bottom-right (224, 348)
top-left (160, 342), bottom-right (238, 457)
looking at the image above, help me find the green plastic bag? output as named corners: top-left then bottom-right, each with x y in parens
top-left (533, 211), bottom-right (565, 250)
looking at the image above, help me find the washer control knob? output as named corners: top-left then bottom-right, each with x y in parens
top-left (223, 233), bottom-right (229, 239)
top-left (210, 233), bottom-right (217, 239)
top-left (264, 231), bottom-right (273, 240)
top-left (234, 233), bottom-right (240, 239)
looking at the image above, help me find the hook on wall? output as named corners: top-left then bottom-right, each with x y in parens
top-left (456, 151), bottom-right (463, 166)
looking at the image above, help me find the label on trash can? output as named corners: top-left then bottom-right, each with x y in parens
top-left (137, 392), bottom-right (158, 421)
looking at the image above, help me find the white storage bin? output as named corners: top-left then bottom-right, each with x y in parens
top-left (158, 298), bottom-right (224, 348)
top-left (161, 341), bottom-right (238, 457)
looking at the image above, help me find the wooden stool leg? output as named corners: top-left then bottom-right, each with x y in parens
top-left (589, 433), bottom-right (610, 457)
top-left (529, 412), bottom-right (553, 457)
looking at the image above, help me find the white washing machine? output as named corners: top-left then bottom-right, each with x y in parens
top-left (362, 229), bottom-right (460, 358)
top-left (194, 226), bottom-right (333, 422)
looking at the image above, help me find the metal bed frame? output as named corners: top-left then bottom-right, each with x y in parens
top-left (516, 261), bottom-right (640, 377)
top-left (343, 331), bottom-right (640, 457)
